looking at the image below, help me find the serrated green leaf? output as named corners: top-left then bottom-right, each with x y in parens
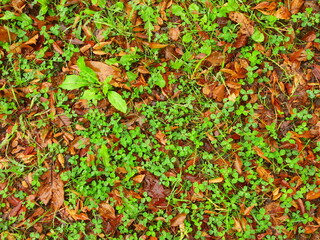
top-left (59, 75), bottom-right (90, 90)
top-left (107, 91), bottom-right (127, 113)
top-left (77, 57), bottom-right (99, 83)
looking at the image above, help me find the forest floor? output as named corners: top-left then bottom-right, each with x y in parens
top-left (0, 0), bottom-right (320, 239)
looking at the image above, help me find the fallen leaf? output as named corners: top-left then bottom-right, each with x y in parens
top-left (0, 26), bottom-right (17, 43)
top-left (274, 6), bottom-right (291, 19)
top-left (253, 146), bottom-right (272, 163)
top-left (169, 27), bottom-right (180, 41)
top-left (86, 61), bottom-right (122, 82)
top-left (205, 51), bottom-right (225, 67)
top-left (306, 188), bottom-right (320, 200)
top-left (256, 166), bottom-right (273, 182)
top-left (38, 170), bottom-right (64, 211)
top-left (155, 130), bottom-right (167, 145)
top-left (208, 177), bottom-right (224, 183)
top-left (290, 0), bottom-right (304, 14)
top-left (99, 202), bottom-right (116, 220)
top-left (229, 12), bottom-right (254, 36)
top-left (170, 213), bottom-right (187, 227)
top-left (212, 84), bottom-right (225, 102)
top-left (143, 172), bottom-right (169, 198)
top-left (143, 42), bottom-right (168, 49)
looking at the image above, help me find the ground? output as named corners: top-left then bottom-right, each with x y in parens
top-left (0, 0), bottom-right (320, 239)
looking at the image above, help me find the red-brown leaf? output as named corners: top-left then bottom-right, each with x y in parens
top-left (38, 171), bottom-right (64, 211)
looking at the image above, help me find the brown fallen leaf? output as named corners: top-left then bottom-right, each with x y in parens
top-left (169, 27), bottom-right (180, 41)
top-left (99, 202), bottom-right (116, 220)
top-left (38, 170), bottom-right (64, 211)
top-left (85, 61), bottom-right (122, 82)
top-left (256, 166), bottom-right (273, 182)
top-left (253, 146), bottom-right (272, 163)
top-left (274, 6), bottom-right (291, 19)
top-left (155, 130), bottom-right (167, 145)
top-left (170, 213), bottom-right (187, 227)
top-left (143, 41), bottom-right (168, 49)
top-left (0, 26), bottom-right (17, 43)
top-left (290, 0), bottom-right (304, 14)
top-left (229, 12), bottom-right (254, 36)
top-left (306, 188), bottom-right (320, 200)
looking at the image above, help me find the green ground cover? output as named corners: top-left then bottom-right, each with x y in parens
top-left (0, 0), bottom-right (320, 239)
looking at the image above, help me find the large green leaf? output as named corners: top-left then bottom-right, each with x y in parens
top-left (77, 57), bottom-right (99, 83)
top-left (59, 75), bottom-right (90, 90)
top-left (107, 91), bottom-right (127, 113)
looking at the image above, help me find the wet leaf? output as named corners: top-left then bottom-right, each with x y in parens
top-left (306, 189), bottom-right (320, 200)
top-left (0, 26), bottom-right (17, 43)
top-left (170, 213), bottom-right (187, 227)
top-left (107, 91), bottom-right (127, 113)
top-left (38, 171), bottom-right (64, 211)
top-left (59, 75), bottom-right (90, 90)
top-left (229, 12), bottom-right (254, 36)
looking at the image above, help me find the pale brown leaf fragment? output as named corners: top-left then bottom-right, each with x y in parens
top-left (252, 146), bottom-right (272, 163)
top-left (143, 42), bottom-right (168, 49)
top-left (169, 27), bottom-right (180, 41)
top-left (38, 171), bottom-right (64, 211)
top-left (228, 12), bottom-right (254, 36)
top-left (171, 213), bottom-right (187, 227)
top-left (86, 61), bottom-right (122, 82)
top-left (256, 166), bottom-right (273, 182)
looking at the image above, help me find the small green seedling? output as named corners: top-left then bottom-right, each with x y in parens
top-left (59, 57), bottom-right (127, 113)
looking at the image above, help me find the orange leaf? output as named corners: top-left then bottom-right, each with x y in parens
top-left (256, 166), bottom-right (273, 182)
top-left (155, 130), bottom-right (167, 145)
top-left (274, 6), bottom-right (291, 19)
top-left (144, 42), bottom-right (168, 49)
top-left (306, 189), bottom-right (320, 200)
top-left (252, 146), bottom-right (272, 163)
top-left (208, 177), bottom-right (224, 183)
top-left (212, 84), bottom-right (225, 102)
top-left (170, 213), bottom-right (187, 227)
top-left (0, 26), bottom-right (17, 43)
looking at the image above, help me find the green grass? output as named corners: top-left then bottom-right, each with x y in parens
top-left (0, 0), bottom-right (320, 239)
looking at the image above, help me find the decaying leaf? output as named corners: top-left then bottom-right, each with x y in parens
top-left (0, 26), bottom-right (17, 43)
top-left (85, 61), bottom-right (122, 82)
top-left (170, 213), bottom-right (187, 227)
top-left (38, 170), bottom-right (64, 211)
top-left (229, 12), bottom-right (254, 36)
top-left (99, 202), bottom-right (116, 220)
